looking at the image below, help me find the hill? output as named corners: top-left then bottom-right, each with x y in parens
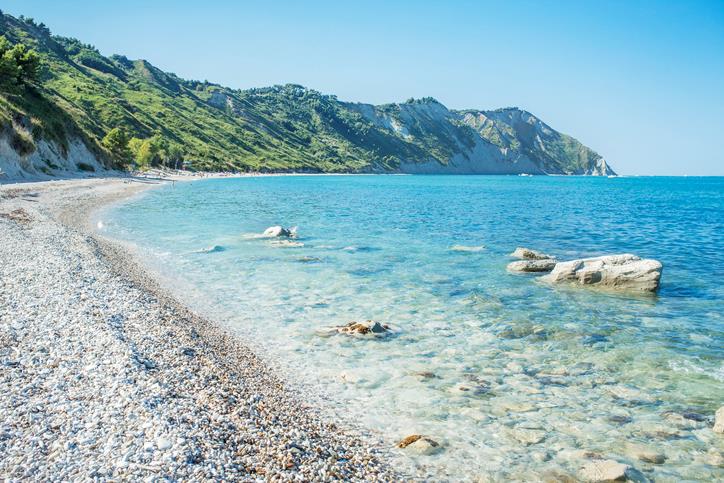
top-left (0, 11), bottom-right (615, 178)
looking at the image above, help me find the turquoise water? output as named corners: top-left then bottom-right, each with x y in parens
top-left (101, 175), bottom-right (723, 480)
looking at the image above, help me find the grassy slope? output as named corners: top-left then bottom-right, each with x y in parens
top-left (0, 13), bottom-right (610, 174)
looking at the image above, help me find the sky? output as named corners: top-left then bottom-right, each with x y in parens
top-left (4, 0), bottom-right (724, 175)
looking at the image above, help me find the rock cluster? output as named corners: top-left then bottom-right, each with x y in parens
top-left (507, 247), bottom-right (663, 293)
top-left (336, 320), bottom-right (390, 336)
top-left (541, 254), bottom-right (663, 292)
top-left (507, 246), bottom-right (557, 273)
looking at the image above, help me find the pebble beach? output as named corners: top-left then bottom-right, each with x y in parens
top-left (0, 177), bottom-right (399, 481)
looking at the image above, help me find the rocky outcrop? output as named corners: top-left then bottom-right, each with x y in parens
top-left (348, 100), bottom-right (615, 175)
top-left (510, 247), bottom-right (555, 260)
top-left (507, 259), bottom-right (557, 273)
top-left (0, 132), bottom-right (109, 182)
top-left (541, 254), bottom-right (662, 293)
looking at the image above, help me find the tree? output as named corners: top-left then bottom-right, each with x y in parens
top-left (128, 137), bottom-right (144, 162)
top-left (165, 143), bottom-right (184, 169)
top-left (0, 36), bottom-right (40, 90)
top-left (11, 43), bottom-right (40, 84)
top-left (0, 37), bottom-right (19, 86)
top-left (102, 127), bottom-right (130, 162)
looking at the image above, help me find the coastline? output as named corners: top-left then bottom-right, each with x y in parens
top-left (0, 176), bottom-right (400, 481)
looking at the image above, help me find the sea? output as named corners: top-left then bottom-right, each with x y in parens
top-left (98, 175), bottom-right (724, 480)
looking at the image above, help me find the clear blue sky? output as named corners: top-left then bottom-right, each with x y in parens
top-left (5, 0), bottom-right (724, 175)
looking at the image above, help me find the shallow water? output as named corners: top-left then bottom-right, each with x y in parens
top-left (101, 175), bottom-right (724, 480)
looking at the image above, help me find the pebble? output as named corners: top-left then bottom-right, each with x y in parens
top-left (156, 438), bottom-right (172, 451)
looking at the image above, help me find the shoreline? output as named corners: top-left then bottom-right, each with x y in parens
top-left (0, 177), bottom-right (400, 481)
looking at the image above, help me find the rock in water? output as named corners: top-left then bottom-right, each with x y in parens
top-left (450, 245), bottom-right (485, 252)
top-left (263, 225), bottom-right (296, 238)
top-left (397, 435), bottom-right (441, 455)
top-left (507, 259), bottom-right (557, 273)
top-left (541, 254), bottom-right (662, 292)
top-left (510, 247), bottom-right (555, 260)
top-left (194, 245), bottom-right (225, 254)
top-left (269, 240), bottom-right (304, 248)
top-left (579, 459), bottom-right (630, 481)
top-left (626, 443), bottom-right (666, 464)
top-left (509, 428), bottom-right (546, 445)
top-left (714, 406), bottom-right (724, 434)
top-left (336, 320), bottom-right (390, 336)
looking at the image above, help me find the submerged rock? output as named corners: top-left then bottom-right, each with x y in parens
top-left (579, 459), bottom-right (630, 482)
top-left (269, 240), bottom-right (304, 248)
top-left (714, 406), bottom-right (724, 434)
top-left (507, 259), bottom-right (557, 273)
top-left (396, 434), bottom-right (441, 455)
top-left (509, 428), bottom-right (546, 445)
top-left (541, 254), bottom-right (662, 293)
top-left (705, 448), bottom-right (724, 467)
top-left (336, 320), bottom-right (390, 336)
top-left (263, 225), bottom-right (297, 238)
top-left (626, 443), bottom-right (666, 464)
top-left (412, 371), bottom-right (439, 380)
top-left (194, 245), bottom-right (225, 254)
top-left (451, 383), bottom-right (492, 397)
top-left (450, 245), bottom-right (485, 252)
top-left (510, 247), bottom-right (554, 260)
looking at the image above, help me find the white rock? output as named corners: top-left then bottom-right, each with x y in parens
top-left (714, 406), bottom-right (724, 434)
top-left (510, 247), bottom-right (554, 260)
top-left (541, 254), bottom-right (662, 292)
top-left (263, 225), bottom-right (296, 238)
top-left (396, 435), bottom-right (441, 455)
top-left (506, 259), bottom-right (556, 273)
top-left (579, 459), bottom-right (630, 481)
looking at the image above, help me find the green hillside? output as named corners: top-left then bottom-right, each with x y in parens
top-left (0, 11), bottom-right (613, 175)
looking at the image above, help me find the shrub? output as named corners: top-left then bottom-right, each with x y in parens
top-left (77, 162), bottom-right (95, 172)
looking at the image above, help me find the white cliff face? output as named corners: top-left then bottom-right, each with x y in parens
top-left (347, 100), bottom-right (615, 175)
top-left (398, 136), bottom-right (543, 174)
top-left (0, 133), bottom-right (109, 182)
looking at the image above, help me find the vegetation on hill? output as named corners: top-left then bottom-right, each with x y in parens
top-left (0, 11), bottom-right (612, 175)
